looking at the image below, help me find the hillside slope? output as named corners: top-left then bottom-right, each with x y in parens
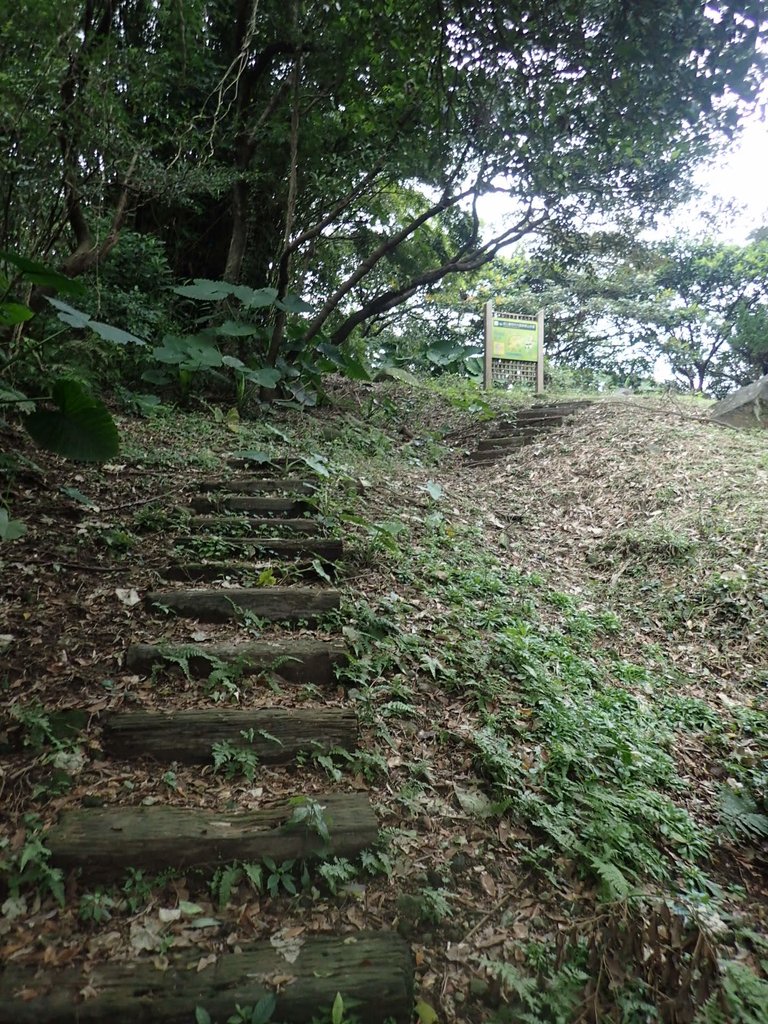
top-left (1, 380), bottom-right (766, 1023)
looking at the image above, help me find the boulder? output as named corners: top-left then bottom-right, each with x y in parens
top-left (710, 374), bottom-right (768, 429)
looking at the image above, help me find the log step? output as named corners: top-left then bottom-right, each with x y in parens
top-left (196, 477), bottom-right (317, 495)
top-left (0, 931), bottom-right (414, 1024)
top-left (189, 516), bottom-right (321, 534)
top-left (490, 422), bottom-right (561, 437)
top-left (162, 561), bottom-right (335, 583)
top-left (228, 455), bottom-right (298, 470)
top-left (125, 639), bottom-right (347, 684)
top-left (475, 435), bottom-right (529, 452)
top-left (515, 401), bottom-right (591, 421)
top-left (189, 495), bottom-right (308, 515)
top-left (466, 451), bottom-right (512, 466)
top-left (173, 537), bottom-right (344, 560)
top-left (145, 587), bottom-right (340, 623)
top-left (502, 414), bottom-right (565, 429)
top-left (102, 708), bottom-right (356, 763)
top-left (47, 793), bottom-right (378, 874)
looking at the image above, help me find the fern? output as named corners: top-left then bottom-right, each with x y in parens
top-left (695, 961), bottom-right (768, 1024)
top-left (718, 786), bottom-right (768, 842)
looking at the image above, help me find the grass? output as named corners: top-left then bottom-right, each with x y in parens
top-left (1, 376), bottom-right (766, 1023)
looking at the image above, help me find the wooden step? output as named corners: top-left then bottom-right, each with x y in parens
top-left (0, 931), bottom-right (414, 1024)
top-left (515, 402), bottom-right (590, 421)
top-left (162, 561), bottom-right (335, 583)
top-left (197, 477), bottom-right (317, 495)
top-left (189, 516), bottom-right (321, 534)
top-left (490, 421), bottom-right (560, 437)
top-left (145, 586), bottom-right (340, 623)
top-left (125, 639), bottom-right (346, 684)
top-left (465, 450), bottom-right (510, 465)
top-left (189, 495), bottom-right (308, 515)
top-left (475, 435), bottom-right (529, 452)
top-left (173, 537), bottom-right (343, 560)
top-left (47, 792), bottom-right (378, 874)
top-left (228, 455), bottom-right (298, 470)
top-left (102, 708), bottom-right (356, 763)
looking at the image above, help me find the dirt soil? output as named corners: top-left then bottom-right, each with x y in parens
top-left (1, 382), bottom-right (766, 1022)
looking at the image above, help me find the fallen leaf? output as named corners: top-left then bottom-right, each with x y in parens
top-left (196, 953), bottom-right (217, 973)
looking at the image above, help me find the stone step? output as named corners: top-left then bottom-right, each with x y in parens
top-left (173, 537), bottom-right (343, 560)
top-left (46, 792), bottom-right (378, 875)
top-left (101, 707), bottom-right (356, 763)
top-left (0, 931), bottom-right (414, 1024)
top-left (196, 476), bottom-right (317, 495)
top-left (146, 587), bottom-right (340, 623)
top-left (125, 638), bottom-right (347, 684)
top-left (189, 515), bottom-right (321, 534)
top-left (189, 495), bottom-right (309, 515)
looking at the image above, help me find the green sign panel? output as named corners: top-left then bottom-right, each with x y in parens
top-left (491, 316), bottom-right (539, 361)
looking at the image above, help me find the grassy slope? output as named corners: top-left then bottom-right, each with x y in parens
top-left (1, 377), bottom-right (767, 1023)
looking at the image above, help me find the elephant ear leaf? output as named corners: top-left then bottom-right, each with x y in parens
top-left (25, 379), bottom-right (119, 462)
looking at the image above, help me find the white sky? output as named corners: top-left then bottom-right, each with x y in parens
top-left (476, 110), bottom-right (768, 246)
top-left (659, 112), bottom-right (768, 243)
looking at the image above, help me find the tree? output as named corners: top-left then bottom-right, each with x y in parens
top-left (1, 0), bottom-right (766, 371)
top-left (651, 238), bottom-right (768, 393)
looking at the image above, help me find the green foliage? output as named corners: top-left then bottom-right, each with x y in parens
top-left (1, 252), bottom-right (128, 460)
top-left (78, 889), bottom-right (116, 924)
top-left (717, 785), bottom-right (768, 843)
top-left (25, 378), bottom-right (119, 461)
top-left (695, 962), bottom-right (768, 1024)
top-left (211, 733), bottom-right (260, 782)
top-left (149, 279), bottom-right (369, 407)
top-left (0, 816), bottom-right (65, 907)
top-left (286, 796), bottom-right (330, 845)
top-left (0, 506), bottom-right (26, 541)
top-left (195, 994), bottom-right (277, 1024)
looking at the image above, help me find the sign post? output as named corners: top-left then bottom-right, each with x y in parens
top-left (483, 302), bottom-right (544, 392)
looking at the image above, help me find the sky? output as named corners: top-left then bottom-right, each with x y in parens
top-left (477, 108), bottom-right (768, 246)
top-left (661, 112), bottom-right (768, 244)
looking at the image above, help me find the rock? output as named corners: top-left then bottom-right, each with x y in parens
top-left (710, 373), bottom-right (768, 429)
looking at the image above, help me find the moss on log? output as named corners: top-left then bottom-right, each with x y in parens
top-left (0, 931), bottom-right (413, 1024)
top-left (125, 639), bottom-right (347, 684)
top-left (196, 477), bottom-right (317, 494)
top-left (145, 587), bottom-right (339, 623)
top-left (188, 516), bottom-right (321, 534)
top-left (102, 707), bottom-right (357, 763)
top-left (189, 496), bottom-right (307, 515)
top-left (47, 792), bottom-right (378, 875)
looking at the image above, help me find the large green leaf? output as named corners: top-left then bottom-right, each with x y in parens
top-left (46, 298), bottom-right (147, 345)
top-left (426, 340), bottom-right (480, 366)
top-left (0, 251), bottom-right (85, 296)
top-left (173, 280), bottom-right (277, 307)
top-left (25, 379), bottom-right (119, 462)
top-left (242, 287), bottom-right (279, 309)
top-left (153, 335), bottom-right (223, 369)
top-left (0, 508), bottom-right (27, 541)
top-left (215, 320), bottom-right (260, 337)
top-left (243, 366), bottom-right (282, 388)
top-left (275, 292), bottom-right (314, 314)
top-left (315, 341), bottom-right (370, 380)
top-left (0, 301), bottom-right (34, 327)
top-left (173, 279), bottom-right (239, 301)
